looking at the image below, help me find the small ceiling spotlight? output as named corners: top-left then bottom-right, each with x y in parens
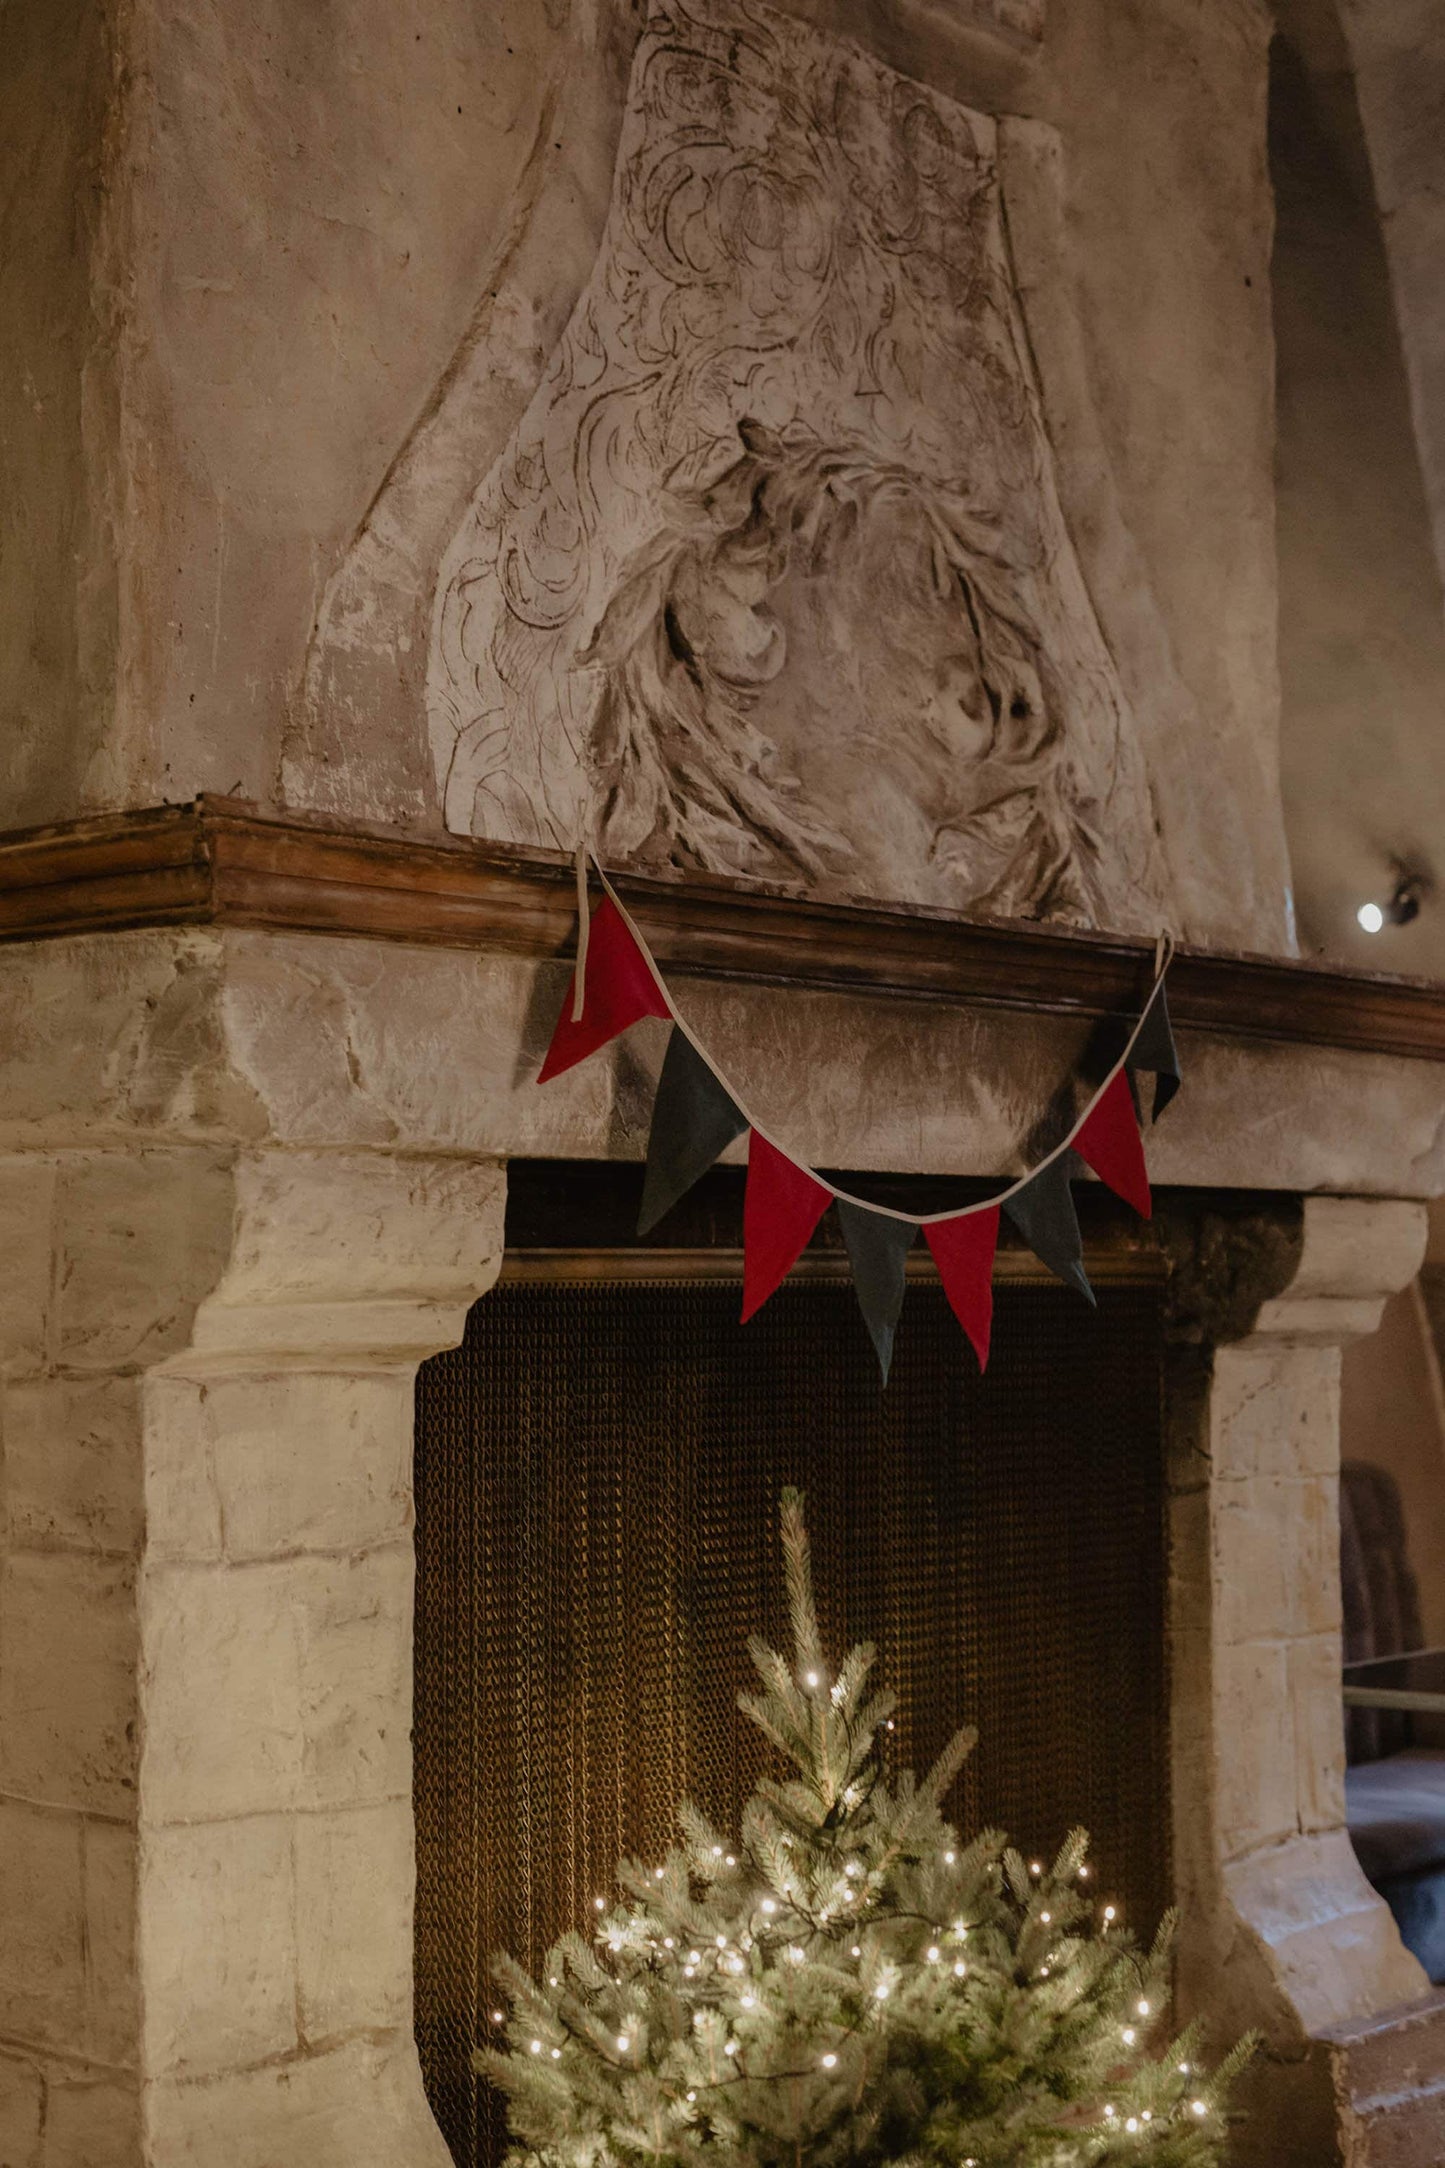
top-left (1357, 872), bottom-right (1425, 934)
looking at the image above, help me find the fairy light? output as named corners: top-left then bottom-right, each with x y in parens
top-left (724, 2039), bottom-right (739, 2057)
top-left (845, 1863), bottom-right (861, 1879)
top-left (1191, 2102), bottom-right (1208, 2119)
top-left (1136, 1999), bottom-right (1150, 2017)
top-left (944, 1850), bottom-right (955, 1864)
top-left (953, 1961), bottom-right (966, 1977)
top-left (850, 1945), bottom-right (861, 1958)
top-left (686, 2090), bottom-right (697, 2103)
top-left (821, 2053), bottom-right (837, 2069)
top-left (1121, 2027), bottom-right (1136, 2046)
top-left (616, 2037), bottom-right (630, 2053)
top-left (926, 1946), bottom-right (940, 1963)
top-left (1029, 1861), bottom-right (1042, 1877)
top-left (712, 1846), bottom-right (723, 1858)
top-left (716, 1936), bottom-right (728, 1948)
top-left (1103, 2105), bottom-right (1116, 2120)
top-left (761, 1900), bottom-right (777, 1915)
top-left (788, 1946), bottom-right (805, 1965)
top-left (1125, 2118), bottom-right (1139, 2134)
top-left (1177, 2062), bottom-right (1191, 2076)
top-left (885, 1720), bottom-right (894, 1731)
top-left (874, 1982), bottom-right (889, 2001)
top-left (654, 1868), bottom-right (665, 1881)
top-left (1079, 1864), bottom-right (1090, 1879)
top-left (1040, 1912), bottom-right (1051, 1924)
top-left (594, 1897), bottom-right (606, 1911)
top-left (491, 2011), bottom-right (504, 2024)
top-left (530, 2040), bottom-right (542, 2055)
top-left (688, 1952), bottom-right (700, 1965)
top-left (805, 1671), bottom-right (821, 1688)
top-left (1141, 2110), bottom-right (1152, 2123)
top-left (1103, 1905), bottom-right (1117, 1923)
top-left (663, 1938), bottom-right (675, 1950)
top-left (550, 2048), bottom-right (561, 2060)
top-left (726, 1855), bottom-right (737, 1867)
top-left (740, 1994), bottom-right (756, 2008)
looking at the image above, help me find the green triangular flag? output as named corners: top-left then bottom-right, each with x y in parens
top-left (1127, 981), bottom-right (1181, 1121)
top-left (1003, 1151), bottom-right (1095, 1305)
top-left (638, 1029), bottom-right (748, 1235)
top-left (837, 1202), bottom-right (916, 1384)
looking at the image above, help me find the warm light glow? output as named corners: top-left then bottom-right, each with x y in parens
top-left (617, 2037), bottom-right (629, 2053)
top-left (789, 1947), bottom-right (805, 1965)
top-left (926, 1946), bottom-right (940, 1962)
top-left (530, 2041), bottom-right (542, 2055)
top-left (491, 2011), bottom-right (504, 2024)
top-left (761, 1900), bottom-right (777, 1915)
top-left (1192, 2102), bottom-right (1208, 2119)
top-left (1125, 2119), bottom-right (1139, 2135)
top-left (740, 1994), bottom-right (756, 2009)
top-left (821, 2053), bottom-right (838, 2069)
top-left (1358, 901), bottom-right (1386, 934)
top-left (716, 1936), bottom-right (728, 1948)
top-left (724, 2040), bottom-right (739, 2057)
top-left (1178, 2062), bottom-right (1191, 2076)
top-left (663, 1938), bottom-right (675, 1949)
top-left (1029, 1861), bottom-right (1042, 1876)
top-left (1136, 1999), bottom-right (1150, 2017)
top-left (726, 1855), bottom-right (737, 1867)
top-left (550, 2048), bottom-right (561, 2060)
top-left (1079, 1865), bottom-right (1090, 1879)
top-left (594, 1897), bottom-right (606, 1910)
top-left (688, 1952), bottom-right (700, 1964)
top-left (944, 1850), bottom-right (955, 1864)
top-left (805, 1671), bottom-right (820, 1688)
top-left (1103, 1905), bottom-right (1117, 1922)
top-left (686, 2090), bottom-right (696, 2103)
top-left (1103, 2106), bottom-right (1116, 2119)
top-left (1040, 1912), bottom-right (1051, 1924)
top-left (953, 1961), bottom-right (966, 1977)
top-left (654, 1868), bottom-right (665, 1881)
top-left (874, 1982), bottom-right (889, 2000)
top-left (1122, 2028), bottom-right (1136, 2045)
top-left (851, 1945), bottom-right (861, 1958)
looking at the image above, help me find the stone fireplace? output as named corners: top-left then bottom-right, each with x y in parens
top-left (4, 0), bottom-right (1445, 2160)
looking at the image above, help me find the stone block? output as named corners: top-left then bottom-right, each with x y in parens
top-left (0, 1160), bottom-right (55, 1379)
top-left (1214, 1480), bottom-right (1295, 1647)
top-left (296, 1547), bottom-right (413, 1809)
top-left (1211, 1345), bottom-right (1340, 1480)
top-left (139, 1818), bottom-right (297, 2077)
top-left (146, 2034), bottom-right (455, 2168)
top-left (54, 1150), bottom-right (233, 1373)
top-left (3, 1377), bottom-right (144, 1557)
top-left (1222, 1830), bottom-right (1428, 2033)
top-left (145, 1373), bottom-right (412, 1565)
top-left (0, 1554), bottom-right (137, 1812)
top-left (83, 1822), bottom-right (138, 2068)
top-left (140, 1550), bottom-right (412, 1822)
top-left (41, 2075), bottom-right (141, 2168)
top-left (139, 1563), bottom-right (304, 1821)
top-left (0, 2052), bottom-right (43, 2168)
top-left (1215, 1639), bottom-right (1295, 1859)
top-left (1291, 1634), bottom-right (1347, 1836)
top-left (295, 1803), bottom-right (413, 2040)
top-left (0, 1806), bottom-right (85, 2052)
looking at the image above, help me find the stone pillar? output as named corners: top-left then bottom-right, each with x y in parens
top-left (0, 1144), bottom-right (502, 2168)
top-left (1168, 1195), bottom-right (1440, 2168)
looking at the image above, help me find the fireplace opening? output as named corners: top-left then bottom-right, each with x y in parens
top-left (413, 1164), bottom-right (1169, 2168)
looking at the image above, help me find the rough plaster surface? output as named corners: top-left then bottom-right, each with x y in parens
top-left (0, 0), bottom-right (1298, 958)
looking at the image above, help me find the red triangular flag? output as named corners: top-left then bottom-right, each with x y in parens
top-left (1073, 1070), bottom-right (1152, 1219)
top-left (537, 896), bottom-right (670, 1082)
top-left (924, 1206), bottom-right (1000, 1372)
top-left (742, 1132), bottom-right (832, 1322)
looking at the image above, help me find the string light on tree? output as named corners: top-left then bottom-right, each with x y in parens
top-left (479, 1491), bottom-right (1254, 2168)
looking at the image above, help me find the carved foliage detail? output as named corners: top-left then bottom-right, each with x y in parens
top-left (428, 0), bottom-right (1165, 926)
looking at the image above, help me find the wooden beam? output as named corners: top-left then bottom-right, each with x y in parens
top-left (2, 797), bottom-right (1443, 1061)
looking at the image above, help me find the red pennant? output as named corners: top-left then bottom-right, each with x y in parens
top-left (742, 1133), bottom-right (832, 1322)
top-left (1073, 1070), bottom-right (1152, 1219)
top-left (924, 1207), bottom-right (1000, 1372)
top-left (537, 897), bottom-right (670, 1082)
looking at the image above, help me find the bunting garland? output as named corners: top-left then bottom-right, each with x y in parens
top-left (538, 859), bottom-right (1182, 1381)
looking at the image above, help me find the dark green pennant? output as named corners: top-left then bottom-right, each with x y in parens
top-left (837, 1201), bottom-right (917, 1384)
top-left (1127, 981), bottom-right (1181, 1121)
top-left (1003, 1150), bottom-right (1095, 1305)
top-left (638, 1028), bottom-right (749, 1235)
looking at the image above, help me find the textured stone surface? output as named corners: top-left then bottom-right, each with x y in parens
top-left (140, 1818), bottom-right (298, 2076)
top-left (0, 1554), bottom-right (138, 1813)
top-left (295, 1803), bottom-right (415, 2040)
top-left (0, 1808), bottom-right (85, 2052)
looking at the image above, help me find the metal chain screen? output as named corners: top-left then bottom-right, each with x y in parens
top-left (413, 1277), bottom-right (1167, 2168)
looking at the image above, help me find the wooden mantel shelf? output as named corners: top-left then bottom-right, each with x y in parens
top-left (2, 797), bottom-right (1444, 1062)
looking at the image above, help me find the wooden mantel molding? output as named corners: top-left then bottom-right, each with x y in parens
top-left (2, 796), bottom-right (1445, 1062)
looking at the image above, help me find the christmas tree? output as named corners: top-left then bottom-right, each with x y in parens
top-left (482, 1490), bottom-right (1252, 2167)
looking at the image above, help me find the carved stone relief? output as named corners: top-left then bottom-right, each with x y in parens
top-left (428, 0), bottom-right (1167, 928)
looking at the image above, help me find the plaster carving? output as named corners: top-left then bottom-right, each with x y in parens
top-left (429, 0), bottom-right (1166, 927)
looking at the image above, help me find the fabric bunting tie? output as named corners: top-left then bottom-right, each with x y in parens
top-left (536, 857), bottom-right (1183, 1380)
